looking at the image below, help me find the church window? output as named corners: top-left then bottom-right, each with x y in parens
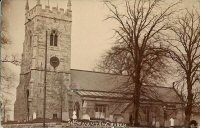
top-left (50, 33), bottom-right (54, 46)
top-left (27, 90), bottom-right (29, 98)
top-left (53, 114), bottom-right (57, 119)
top-left (54, 34), bottom-right (58, 46)
top-left (95, 104), bottom-right (106, 119)
top-left (50, 30), bottom-right (58, 46)
top-left (30, 35), bottom-right (32, 46)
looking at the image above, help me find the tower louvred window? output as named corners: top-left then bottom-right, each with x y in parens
top-left (50, 33), bottom-right (54, 46)
top-left (50, 30), bottom-right (58, 46)
top-left (54, 34), bottom-right (58, 46)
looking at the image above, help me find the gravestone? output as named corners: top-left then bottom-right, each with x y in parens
top-left (156, 121), bottom-right (160, 128)
top-left (33, 112), bottom-right (36, 119)
top-left (109, 115), bottom-right (114, 122)
top-left (72, 111), bottom-right (77, 119)
top-left (169, 118), bottom-right (175, 126)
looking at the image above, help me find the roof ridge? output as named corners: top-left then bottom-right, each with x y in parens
top-left (143, 84), bottom-right (173, 89)
top-left (72, 89), bottom-right (133, 95)
top-left (70, 69), bottom-right (128, 76)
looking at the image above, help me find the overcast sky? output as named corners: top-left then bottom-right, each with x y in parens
top-left (4, 0), bottom-right (200, 71)
top-left (5, 0), bottom-right (118, 71)
top-left (2, 0), bottom-right (200, 120)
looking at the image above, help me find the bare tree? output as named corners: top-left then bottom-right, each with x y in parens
top-left (168, 9), bottom-right (200, 126)
top-left (98, 0), bottom-right (178, 126)
top-left (1, 98), bottom-right (12, 122)
top-left (1, 0), bottom-right (21, 65)
top-left (0, 64), bottom-right (16, 124)
top-left (1, 0), bottom-right (20, 87)
top-left (96, 46), bottom-right (132, 75)
top-left (1, 1), bottom-right (20, 122)
top-left (1, 65), bottom-right (16, 94)
top-left (1, 0), bottom-right (11, 46)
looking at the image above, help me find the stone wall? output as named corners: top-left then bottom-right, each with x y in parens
top-left (2, 122), bottom-right (127, 128)
top-left (3, 123), bottom-right (60, 128)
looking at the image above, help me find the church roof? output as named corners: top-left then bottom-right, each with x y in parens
top-left (73, 89), bottom-right (133, 100)
top-left (70, 69), bottom-right (127, 91)
top-left (70, 69), bottom-right (183, 104)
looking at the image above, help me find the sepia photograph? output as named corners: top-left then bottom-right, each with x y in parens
top-left (1, 0), bottom-right (200, 128)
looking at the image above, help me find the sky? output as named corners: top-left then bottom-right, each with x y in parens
top-left (2, 0), bottom-right (200, 120)
top-left (5, 0), bottom-right (117, 70)
top-left (3, 0), bottom-right (200, 71)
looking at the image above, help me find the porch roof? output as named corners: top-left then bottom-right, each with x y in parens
top-left (73, 89), bottom-right (163, 102)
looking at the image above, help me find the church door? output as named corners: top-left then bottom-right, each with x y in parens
top-left (74, 102), bottom-right (80, 119)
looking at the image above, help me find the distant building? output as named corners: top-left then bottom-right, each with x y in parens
top-left (14, 0), bottom-right (184, 126)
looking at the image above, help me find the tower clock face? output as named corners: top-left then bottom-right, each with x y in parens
top-left (50, 56), bottom-right (60, 68)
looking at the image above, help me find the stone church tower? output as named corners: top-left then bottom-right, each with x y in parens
top-left (14, 0), bottom-right (72, 121)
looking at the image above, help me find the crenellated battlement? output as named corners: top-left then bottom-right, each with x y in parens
top-left (25, 3), bottom-right (72, 24)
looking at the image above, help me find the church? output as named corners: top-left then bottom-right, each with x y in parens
top-left (14, 0), bottom-right (184, 126)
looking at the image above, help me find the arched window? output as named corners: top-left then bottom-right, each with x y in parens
top-left (50, 33), bottom-right (54, 46)
top-left (50, 30), bottom-right (58, 46)
top-left (27, 90), bottom-right (29, 98)
top-left (54, 34), bottom-right (58, 46)
top-left (30, 35), bottom-right (32, 46)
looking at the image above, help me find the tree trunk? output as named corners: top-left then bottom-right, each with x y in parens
top-left (185, 96), bottom-right (192, 127)
top-left (184, 92), bottom-right (193, 126)
top-left (134, 90), bottom-right (141, 126)
top-left (184, 77), bottom-right (193, 127)
top-left (133, 64), bottom-right (141, 126)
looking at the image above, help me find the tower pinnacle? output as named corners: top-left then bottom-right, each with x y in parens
top-left (66, 0), bottom-right (72, 18)
top-left (25, 0), bottom-right (29, 11)
top-left (67, 0), bottom-right (71, 10)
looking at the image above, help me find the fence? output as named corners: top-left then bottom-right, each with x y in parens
top-left (2, 124), bottom-right (126, 128)
top-left (2, 120), bottom-right (127, 128)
